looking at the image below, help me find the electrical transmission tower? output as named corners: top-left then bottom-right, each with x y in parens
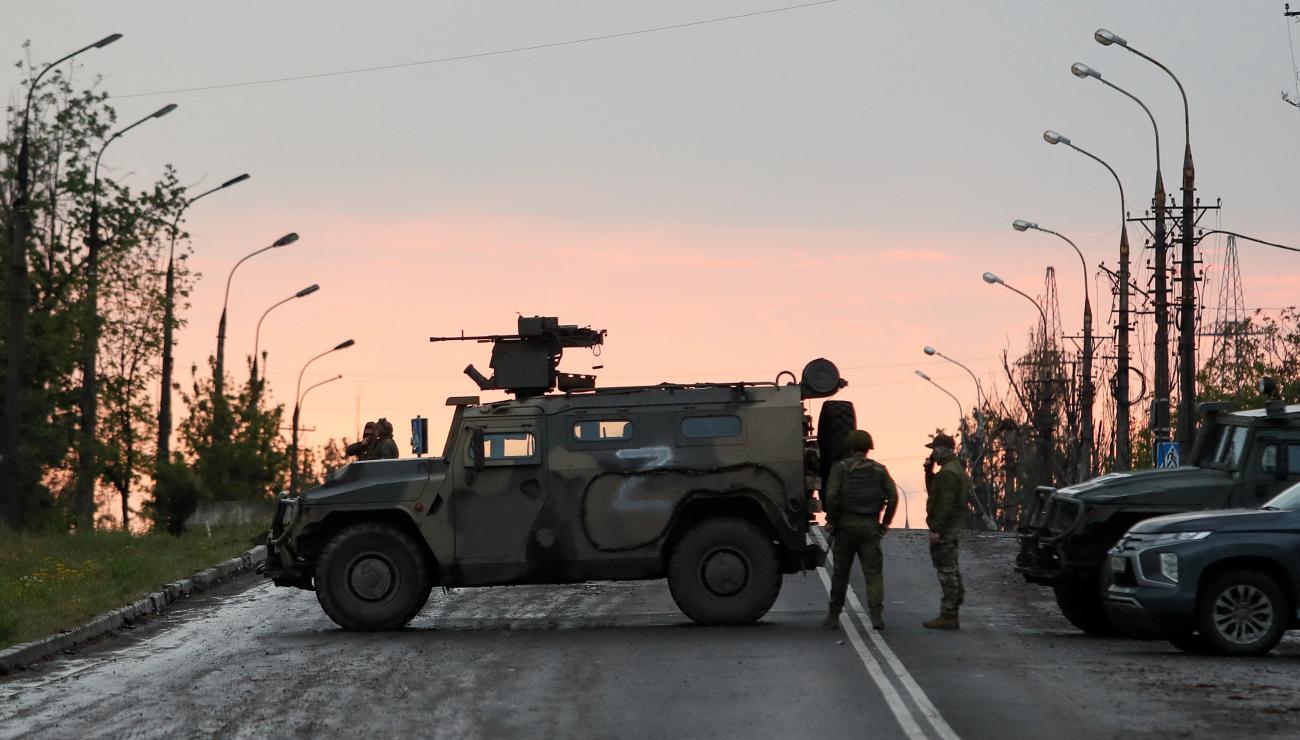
top-left (1042, 266), bottom-right (1064, 352)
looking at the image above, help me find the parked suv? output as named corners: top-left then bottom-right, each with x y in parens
top-left (1107, 480), bottom-right (1300, 656)
top-left (266, 317), bottom-right (845, 631)
top-left (1017, 401), bottom-right (1300, 635)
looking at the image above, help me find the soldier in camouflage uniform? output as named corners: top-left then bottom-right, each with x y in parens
top-left (922, 432), bottom-right (969, 630)
top-left (370, 418), bottom-right (400, 460)
top-left (821, 430), bottom-right (899, 631)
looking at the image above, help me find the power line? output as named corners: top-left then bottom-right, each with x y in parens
top-left (112, 1), bottom-right (841, 99)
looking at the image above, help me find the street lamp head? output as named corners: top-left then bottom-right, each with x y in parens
top-left (152, 103), bottom-right (178, 119)
top-left (915, 370), bottom-right (932, 381)
top-left (923, 346), bottom-right (937, 356)
top-left (221, 173), bottom-right (251, 189)
top-left (334, 339), bottom-right (356, 351)
top-left (1071, 62), bottom-right (1101, 80)
top-left (94, 33), bottom-right (124, 49)
top-left (1094, 29), bottom-right (1127, 48)
top-left (982, 272), bottom-right (1004, 285)
top-left (1043, 130), bottom-right (1070, 146)
top-left (273, 232), bottom-right (299, 248)
top-left (1012, 219), bottom-right (1036, 232)
top-left (295, 284), bottom-right (320, 298)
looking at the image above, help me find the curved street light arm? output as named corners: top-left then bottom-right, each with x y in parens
top-left (919, 374), bottom-right (965, 422)
top-left (1036, 227), bottom-right (1091, 307)
top-left (936, 351), bottom-right (985, 409)
top-left (1194, 229), bottom-right (1300, 254)
top-left (1119, 44), bottom-right (1190, 146)
top-left (1097, 78), bottom-right (1161, 176)
top-left (1001, 282), bottom-right (1050, 339)
top-left (300, 374), bottom-right (342, 408)
top-left (1065, 142), bottom-right (1126, 221)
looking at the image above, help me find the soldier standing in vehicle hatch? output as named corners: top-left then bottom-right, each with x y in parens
top-left (370, 418), bottom-right (399, 460)
top-left (923, 432), bottom-right (969, 630)
top-left (822, 429), bottom-right (898, 631)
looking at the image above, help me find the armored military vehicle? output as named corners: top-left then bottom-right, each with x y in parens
top-left (266, 317), bottom-right (847, 631)
top-left (1016, 398), bottom-right (1300, 635)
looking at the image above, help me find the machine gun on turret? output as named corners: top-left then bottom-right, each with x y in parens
top-left (430, 316), bottom-right (606, 397)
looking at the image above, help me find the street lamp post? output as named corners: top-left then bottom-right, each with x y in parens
top-left (157, 173), bottom-right (250, 470)
top-left (250, 283), bottom-right (320, 411)
top-left (1042, 130), bottom-right (1132, 470)
top-left (1071, 61), bottom-right (1172, 457)
top-left (982, 272), bottom-right (1049, 337)
top-left (3, 34), bottom-right (122, 528)
top-left (74, 102), bottom-right (177, 524)
top-left (1012, 220), bottom-right (1094, 481)
top-left (291, 339), bottom-right (355, 495)
top-left (1095, 27), bottom-right (1196, 456)
top-left (293, 373), bottom-right (342, 488)
top-left (214, 232), bottom-right (299, 410)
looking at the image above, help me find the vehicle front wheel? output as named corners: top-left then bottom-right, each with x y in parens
top-left (315, 522), bottom-right (432, 631)
top-left (1196, 569), bottom-right (1288, 657)
top-left (667, 518), bottom-right (781, 626)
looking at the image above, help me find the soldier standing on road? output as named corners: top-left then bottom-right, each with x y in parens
top-left (822, 430), bottom-right (899, 631)
top-left (370, 418), bottom-right (399, 460)
top-left (923, 432), bottom-right (969, 630)
top-left (345, 421), bottom-right (377, 461)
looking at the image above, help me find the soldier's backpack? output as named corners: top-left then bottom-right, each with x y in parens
top-left (841, 459), bottom-right (887, 515)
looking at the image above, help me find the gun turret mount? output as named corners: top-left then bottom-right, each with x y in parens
top-left (431, 316), bottom-right (606, 397)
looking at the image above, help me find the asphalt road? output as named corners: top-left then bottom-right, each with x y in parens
top-left (4, 529), bottom-right (1300, 739)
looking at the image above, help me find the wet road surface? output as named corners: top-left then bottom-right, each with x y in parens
top-left (4, 529), bottom-right (1300, 738)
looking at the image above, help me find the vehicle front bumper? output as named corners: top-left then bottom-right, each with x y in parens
top-left (1015, 487), bottom-right (1091, 585)
top-left (1104, 533), bottom-right (1210, 633)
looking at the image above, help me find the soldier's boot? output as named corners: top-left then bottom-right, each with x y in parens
top-left (821, 609), bottom-right (841, 629)
top-left (869, 608), bottom-right (885, 630)
top-left (923, 611), bottom-right (960, 631)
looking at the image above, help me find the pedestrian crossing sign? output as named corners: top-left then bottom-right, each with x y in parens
top-left (1156, 441), bottom-right (1180, 469)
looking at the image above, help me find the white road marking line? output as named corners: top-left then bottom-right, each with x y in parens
top-left (812, 527), bottom-right (960, 740)
top-left (813, 560), bottom-right (927, 740)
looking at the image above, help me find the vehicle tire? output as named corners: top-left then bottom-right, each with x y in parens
top-left (1195, 569), bottom-right (1288, 657)
top-left (315, 522), bottom-right (432, 631)
top-left (1164, 629), bottom-right (1213, 655)
top-left (667, 518), bottom-right (782, 626)
top-left (817, 400), bottom-right (856, 486)
top-left (1053, 576), bottom-right (1118, 636)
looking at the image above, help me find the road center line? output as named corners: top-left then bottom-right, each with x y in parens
top-left (811, 527), bottom-right (960, 740)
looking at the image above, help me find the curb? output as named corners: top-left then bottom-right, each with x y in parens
top-left (0, 545), bottom-right (267, 676)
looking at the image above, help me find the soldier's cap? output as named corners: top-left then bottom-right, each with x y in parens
top-left (925, 432), bottom-right (956, 449)
top-left (844, 429), bottom-right (874, 451)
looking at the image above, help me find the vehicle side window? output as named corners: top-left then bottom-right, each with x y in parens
top-left (1289, 445), bottom-right (1300, 477)
top-left (573, 420), bottom-right (633, 442)
top-left (1261, 444), bottom-right (1279, 474)
top-left (477, 431), bottom-right (537, 464)
top-left (680, 415), bottom-right (742, 439)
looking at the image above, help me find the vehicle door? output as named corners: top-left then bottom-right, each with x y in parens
top-left (453, 420), bottom-right (548, 562)
top-left (1241, 434), bottom-right (1300, 506)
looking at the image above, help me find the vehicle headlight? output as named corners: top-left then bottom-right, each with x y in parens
top-left (1147, 531), bottom-right (1211, 545)
top-left (1159, 552), bottom-right (1179, 583)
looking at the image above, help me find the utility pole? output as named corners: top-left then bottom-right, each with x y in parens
top-left (1151, 183), bottom-right (1171, 456)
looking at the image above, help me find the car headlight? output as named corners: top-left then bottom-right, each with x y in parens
top-left (1147, 531), bottom-right (1211, 545)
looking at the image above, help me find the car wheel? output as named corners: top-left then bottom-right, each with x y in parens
top-left (1053, 575), bottom-right (1117, 636)
top-left (1196, 569), bottom-right (1288, 657)
top-left (667, 518), bottom-right (781, 626)
top-left (315, 522), bottom-right (432, 631)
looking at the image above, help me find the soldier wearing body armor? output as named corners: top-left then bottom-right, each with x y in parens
top-left (923, 432), bottom-right (969, 630)
top-left (821, 429), bottom-right (899, 631)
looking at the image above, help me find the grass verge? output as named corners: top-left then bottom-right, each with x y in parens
top-left (0, 522), bottom-right (266, 650)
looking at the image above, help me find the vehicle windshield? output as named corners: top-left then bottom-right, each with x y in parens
top-left (1206, 424), bottom-right (1249, 471)
top-left (1264, 481), bottom-right (1300, 511)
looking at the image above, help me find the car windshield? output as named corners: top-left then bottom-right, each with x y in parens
top-left (1264, 481), bottom-right (1300, 511)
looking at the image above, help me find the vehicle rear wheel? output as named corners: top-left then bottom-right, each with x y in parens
top-left (1195, 569), bottom-right (1288, 657)
top-left (1053, 576), bottom-right (1117, 636)
top-left (816, 400), bottom-right (856, 486)
top-left (668, 518), bottom-right (781, 626)
top-left (315, 522), bottom-right (432, 631)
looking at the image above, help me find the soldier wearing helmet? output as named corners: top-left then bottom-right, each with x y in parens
top-left (922, 431), bottom-right (969, 630)
top-left (369, 418), bottom-right (400, 460)
top-left (821, 428), bottom-right (898, 631)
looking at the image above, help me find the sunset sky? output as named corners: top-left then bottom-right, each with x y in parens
top-left (7, 1), bottom-right (1300, 525)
